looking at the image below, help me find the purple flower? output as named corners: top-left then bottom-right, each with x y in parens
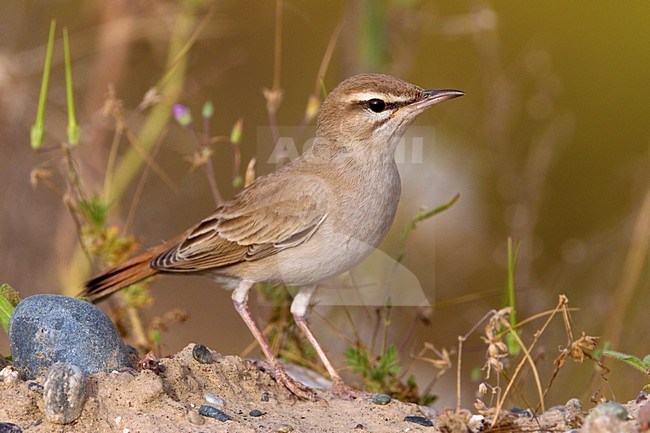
top-left (173, 104), bottom-right (192, 126)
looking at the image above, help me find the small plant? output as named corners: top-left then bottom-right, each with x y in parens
top-left (27, 17), bottom-right (208, 353)
top-left (345, 344), bottom-right (422, 402)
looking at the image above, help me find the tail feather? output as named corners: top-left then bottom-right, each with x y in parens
top-left (82, 250), bottom-right (159, 302)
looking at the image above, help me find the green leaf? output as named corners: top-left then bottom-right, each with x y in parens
top-left (0, 284), bottom-right (20, 333)
top-left (603, 349), bottom-right (650, 375)
top-left (79, 195), bottom-right (109, 228)
top-left (345, 346), bottom-right (370, 375)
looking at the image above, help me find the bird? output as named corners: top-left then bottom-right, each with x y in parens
top-left (82, 73), bottom-right (463, 399)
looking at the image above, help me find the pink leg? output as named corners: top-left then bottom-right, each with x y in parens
top-left (232, 280), bottom-right (315, 400)
top-left (291, 286), bottom-right (366, 398)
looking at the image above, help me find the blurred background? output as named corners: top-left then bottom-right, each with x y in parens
top-left (1, 0), bottom-right (648, 409)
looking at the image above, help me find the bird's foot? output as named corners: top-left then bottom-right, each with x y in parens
top-left (330, 379), bottom-right (369, 400)
top-left (273, 365), bottom-right (318, 401)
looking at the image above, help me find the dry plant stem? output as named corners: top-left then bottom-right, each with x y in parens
top-left (490, 296), bottom-right (567, 427)
top-left (457, 309), bottom-right (497, 411)
top-left (602, 187), bottom-right (650, 348)
top-left (240, 321), bottom-right (274, 358)
top-left (266, 0), bottom-right (283, 145)
top-left (498, 316), bottom-right (545, 412)
top-left (231, 141), bottom-right (241, 186)
top-left (61, 145), bottom-right (94, 263)
top-left (60, 5), bottom-right (198, 293)
top-left (311, 309), bottom-right (356, 347)
top-left (102, 102), bottom-right (124, 202)
top-left (500, 307), bottom-right (579, 334)
top-left (294, 22), bottom-right (343, 140)
top-left (189, 126), bottom-right (222, 205)
top-left (127, 304), bottom-right (148, 349)
top-left (125, 130), bottom-right (167, 234)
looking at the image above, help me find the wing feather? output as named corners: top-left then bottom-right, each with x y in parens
top-left (150, 173), bottom-right (328, 272)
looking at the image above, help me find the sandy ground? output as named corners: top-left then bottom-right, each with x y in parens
top-left (0, 344), bottom-right (647, 433)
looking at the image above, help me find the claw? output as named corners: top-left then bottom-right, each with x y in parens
top-left (330, 379), bottom-right (369, 400)
top-left (273, 365), bottom-right (319, 401)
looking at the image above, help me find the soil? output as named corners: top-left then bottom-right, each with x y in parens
top-left (0, 344), bottom-right (647, 433)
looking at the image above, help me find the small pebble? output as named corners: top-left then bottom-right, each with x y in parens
top-left (468, 414), bottom-right (486, 430)
top-left (43, 363), bottom-right (87, 425)
top-left (198, 404), bottom-right (231, 422)
top-left (249, 409), bottom-right (264, 417)
top-left (261, 391), bottom-right (270, 402)
top-left (27, 381), bottom-right (44, 394)
top-left (404, 416), bottom-right (434, 427)
top-left (564, 397), bottom-right (583, 424)
top-left (204, 392), bottom-right (225, 408)
top-left (371, 393), bottom-right (392, 405)
top-left (0, 366), bottom-right (19, 383)
top-left (510, 407), bottom-right (533, 417)
top-left (274, 424), bottom-right (294, 432)
top-left (192, 344), bottom-right (213, 364)
top-left (0, 423), bottom-right (22, 433)
top-left (587, 401), bottom-right (628, 421)
top-left (638, 401), bottom-right (650, 432)
top-left (187, 409), bottom-right (205, 425)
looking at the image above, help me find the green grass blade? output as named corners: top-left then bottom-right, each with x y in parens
top-left (397, 194), bottom-right (459, 263)
top-left (505, 237), bottom-right (521, 354)
top-left (30, 19), bottom-right (56, 150)
top-left (63, 27), bottom-right (80, 146)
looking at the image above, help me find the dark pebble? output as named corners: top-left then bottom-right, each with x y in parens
top-left (0, 423), bottom-right (22, 433)
top-left (261, 391), bottom-right (270, 402)
top-left (27, 381), bottom-right (44, 394)
top-left (510, 407), bottom-right (533, 417)
top-left (404, 416), bottom-right (433, 427)
top-left (198, 405), bottom-right (231, 422)
top-left (9, 294), bottom-right (132, 379)
top-left (192, 344), bottom-right (213, 364)
top-left (371, 393), bottom-right (392, 405)
top-left (249, 409), bottom-right (264, 417)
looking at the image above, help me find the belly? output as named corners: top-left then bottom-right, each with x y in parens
top-left (224, 166), bottom-right (401, 286)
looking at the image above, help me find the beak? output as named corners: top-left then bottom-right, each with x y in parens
top-left (411, 89), bottom-right (464, 110)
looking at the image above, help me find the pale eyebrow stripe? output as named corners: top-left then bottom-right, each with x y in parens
top-left (341, 92), bottom-right (414, 104)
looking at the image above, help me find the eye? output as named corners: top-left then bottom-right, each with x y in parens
top-left (367, 98), bottom-right (386, 113)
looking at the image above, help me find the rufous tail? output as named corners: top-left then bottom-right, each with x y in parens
top-left (82, 249), bottom-right (160, 302)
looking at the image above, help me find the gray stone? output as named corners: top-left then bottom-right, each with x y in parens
top-left (9, 294), bottom-right (133, 379)
top-left (371, 393), bottom-right (392, 405)
top-left (587, 401), bottom-right (628, 421)
top-left (43, 363), bottom-right (86, 424)
top-left (0, 423), bottom-right (22, 433)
